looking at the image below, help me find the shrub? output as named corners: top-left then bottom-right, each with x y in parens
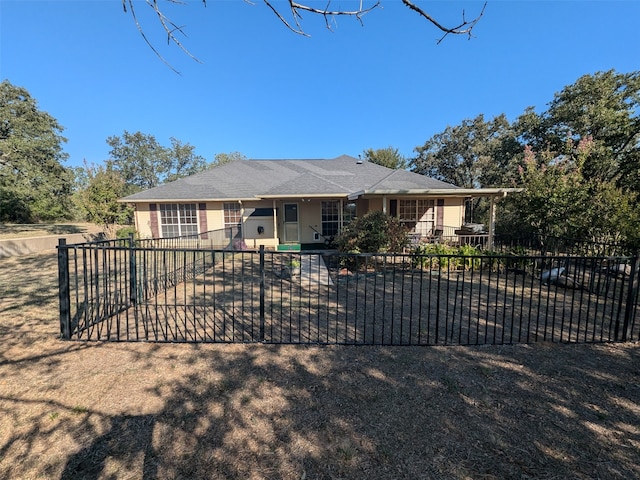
top-left (411, 243), bottom-right (485, 270)
top-left (334, 211), bottom-right (408, 254)
top-left (115, 226), bottom-right (138, 239)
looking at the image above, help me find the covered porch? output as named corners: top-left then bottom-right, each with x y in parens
top-left (363, 188), bottom-right (521, 251)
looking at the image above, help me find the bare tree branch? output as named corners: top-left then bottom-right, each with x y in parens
top-left (122, 0), bottom-right (205, 73)
top-left (401, 0), bottom-right (487, 43)
top-left (122, 0), bottom-right (486, 71)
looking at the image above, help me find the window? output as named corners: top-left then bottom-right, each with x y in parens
top-left (223, 202), bottom-right (242, 233)
top-left (159, 204), bottom-right (198, 238)
top-left (398, 199), bottom-right (434, 235)
top-left (321, 201), bottom-right (340, 237)
top-left (343, 202), bottom-right (357, 226)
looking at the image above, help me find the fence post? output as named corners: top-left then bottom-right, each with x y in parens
top-left (259, 245), bottom-right (265, 342)
top-left (129, 234), bottom-right (137, 306)
top-left (620, 251), bottom-right (639, 342)
top-left (57, 239), bottom-right (72, 339)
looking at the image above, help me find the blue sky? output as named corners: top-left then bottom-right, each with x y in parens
top-left (1, 1), bottom-right (639, 169)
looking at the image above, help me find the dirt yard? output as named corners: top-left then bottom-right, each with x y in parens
top-left (1, 250), bottom-right (639, 479)
top-left (0, 223), bottom-right (104, 240)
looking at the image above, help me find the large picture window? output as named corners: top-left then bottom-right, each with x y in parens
top-left (399, 199), bottom-right (435, 235)
top-left (159, 204), bottom-right (198, 238)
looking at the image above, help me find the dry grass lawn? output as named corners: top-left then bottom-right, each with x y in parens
top-left (1, 249), bottom-right (639, 479)
top-left (0, 223), bottom-right (104, 240)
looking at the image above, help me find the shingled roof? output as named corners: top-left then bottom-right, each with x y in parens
top-left (120, 154), bottom-right (460, 202)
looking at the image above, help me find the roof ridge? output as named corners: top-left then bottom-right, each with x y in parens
top-left (368, 168), bottom-right (402, 190)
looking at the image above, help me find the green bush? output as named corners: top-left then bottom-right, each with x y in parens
top-left (334, 211), bottom-right (408, 254)
top-left (115, 226), bottom-right (138, 239)
top-left (411, 243), bottom-right (484, 270)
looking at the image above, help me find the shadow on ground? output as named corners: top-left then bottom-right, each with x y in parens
top-left (25, 344), bottom-right (640, 479)
top-left (0, 252), bottom-right (639, 479)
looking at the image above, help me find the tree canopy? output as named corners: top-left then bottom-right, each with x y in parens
top-left (499, 144), bottom-right (640, 247)
top-left (517, 70), bottom-right (640, 191)
top-left (212, 151), bottom-right (247, 167)
top-left (409, 70), bottom-right (640, 248)
top-left (107, 130), bottom-right (209, 194)
top-left (411, 114), bottom-right (520, 189)
top-left (362, 147), bottom-right (407, 170)
top-left (0, 80), bottom-right (73, 222)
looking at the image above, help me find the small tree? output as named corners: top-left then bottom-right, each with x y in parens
top-left (499, 142), bottom-right (640, 248)
top-left (362, 147), bottom-right (407, 170)
top-left (334, 210), bottom-right (408, 254)
top-left (76, 162), bottom-right (133, 238)
top-left (212, 151), bottom-right (247, 167)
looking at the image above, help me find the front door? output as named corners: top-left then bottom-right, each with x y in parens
top-left (283, 203), bottom-right (299, 243)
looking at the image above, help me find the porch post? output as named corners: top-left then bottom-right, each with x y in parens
top-left (239, 200), bottom-right (245, 240)
top-left (488, 195), bottom-right (496, 250)
top-left (382, 196), bottom-right (387, 214)
top-left (272, 199), bottom-right (278, 244)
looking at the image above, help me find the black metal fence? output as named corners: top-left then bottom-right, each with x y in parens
top-left (57, 236), bottom-right (640, 345)
top-left (493, 232), bottom-right (633, 257)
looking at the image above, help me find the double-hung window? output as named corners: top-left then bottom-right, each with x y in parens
top-left (223, 202), bottom-right (242, 234)
top-left (399, 199), bottom-right (435, 235)
top-left (159, 204), bottom-right (198, 238)
top-left (321, 200), bottom-right (357, 237)
top-left (321, 201), bottom-right (340, 237)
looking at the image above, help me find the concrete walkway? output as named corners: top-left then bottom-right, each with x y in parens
top-left (300, 254), bottom-right (334, 286)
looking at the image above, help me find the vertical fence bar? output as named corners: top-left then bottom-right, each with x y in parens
top-left (620, 252), bottom-right (639, 341)
top-left (129, 234), bottom-right (137, 307)
top-left (259, 245), bottom-right (265, 342)
top-left (57, 239), bottom-right (72, 339)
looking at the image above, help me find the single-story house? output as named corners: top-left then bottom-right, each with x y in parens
top-left (120, 155), bottom-right (519, 249)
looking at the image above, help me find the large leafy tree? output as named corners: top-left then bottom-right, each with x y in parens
top-left (517, 70), bottom-right (640, 191)
top-left (410, 71), bottom-right (640, 244)
top-left (107, 130), bottom-right (208, 194)
top-left (410, 114), bottom-right (521, 189)
top-left (362, 147), bottom-right (407, 169)
top-left (410, 114), bottom-right (521, 224)
top-left (0, 80), bottom-right (73, 222)
top-left (165, 137), bottom-right (209, 183)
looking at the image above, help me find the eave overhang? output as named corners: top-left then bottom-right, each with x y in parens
top-left (348, 187), bottom-right (523, 201)
top-left (118, 197), bottom-right (258, 204)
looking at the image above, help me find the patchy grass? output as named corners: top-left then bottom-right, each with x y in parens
top-left (0, 252), bottom-right (639, 479)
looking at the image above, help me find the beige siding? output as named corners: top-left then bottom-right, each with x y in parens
top-left (207, 202), bottom-right (225, 232)
top-left (242, 200), bottom-right (279, 249)
top-left (132, 195), bottom-right (466, 245)
top-left (442, 198), bottom-right (464, 228)
top-left (134, 204), bottom-right (153, 238)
